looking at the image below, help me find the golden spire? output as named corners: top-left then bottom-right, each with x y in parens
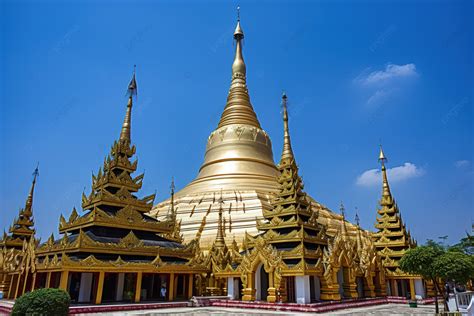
top-left (120, 66), bottom-right (137, 142)
top-left (217, 8), bottom-right (261, 129)
top-left (24, 165), bottom-right (39, 217)
top-left (378, 145), bottom-right (392, 197)
top-left (214, 191), bottom-right (226, 249)
top-left (280, 92), bottom-right (294, 161)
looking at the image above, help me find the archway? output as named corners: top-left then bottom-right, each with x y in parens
top-left (255, 263), bottom-right (269, 301)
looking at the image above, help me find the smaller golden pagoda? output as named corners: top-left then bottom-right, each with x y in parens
top-left (0, 167), bottom-right (39, 299)
top-left (373, 146), bottom-right (425, 298)
top-left (30, 71), bottom-right (207, 304)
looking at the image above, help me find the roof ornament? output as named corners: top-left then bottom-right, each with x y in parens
top-left (339, 202), bottom-right (345, 218)
top-left (280, 92), bottom-right (294, 161)
top-left (378, 144), bottom-right (392, 198)
top-left (120, 66), bottom-right (137, 142)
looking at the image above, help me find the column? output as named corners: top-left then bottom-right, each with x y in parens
top-left (187, 274), bottom-right (194, 299)
top-left (45, 272), bottom-right (52, 288)
top-left (242, 272), bottom-right (255, 301)
top-left (78, 273), bottom-right (93, 303)
top-left (21, 271), bottom-right (29, 295)
top-left (414, 279), bottom-right (425, 299)
top-left (116, 273), bottom-right (125, 301)
top-left (409, 279), bottom-right (416, 300)
top-left (59, 270), bottom-right (69, 291)
top-left (168, 273), bottom-right (175, 301)
top-left (134, 272), bottom-right (142, 303)
top-left (14, 275), bottom-right (21, 299)
top-left (95, 271), bottom-right (105, 304)
top-left (295, 275), bottom-right (310, 304)
top-left (320, 275), bottom-right (341, 301)
top-left (391, 279), bottom-right (398, 296)
top-left (227, 277), bottom-right (234, 299)
top-left (267, 271), bottom-right (276, 303)
top-left (30, 273), bottom-right (37, 292)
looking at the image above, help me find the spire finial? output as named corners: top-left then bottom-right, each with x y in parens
top-left (237, 5), bottom-right (240, 22)
top-left (355, 210), bottom-right (360, 226)
top-left (216, 10), bottom-right (262, 129)
top-left (25, 164), bottom-right (39, 214)
top-left (120, 66), bottom-right (137, 142)
top-left (339, 201), bottom-right (345, 218)
top-left (378, 145), bottom-right (392, 197)
top-left (280, 92), bottom-right (294, 161)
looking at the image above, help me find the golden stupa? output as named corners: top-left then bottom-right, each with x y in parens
top-left (151, 20), bottom-right (357, 249)
top-left (151, 20), bottom-right (280, 247)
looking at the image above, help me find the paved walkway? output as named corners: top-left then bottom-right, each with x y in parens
top-left (73, 304), bottom-right (438, 315)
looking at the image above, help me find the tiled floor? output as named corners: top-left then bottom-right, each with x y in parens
top-left (73, 304), bottom-right (438, 315)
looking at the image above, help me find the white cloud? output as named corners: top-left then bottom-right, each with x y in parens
top-left (356, 162), bottom-right (425, 187)
top-left (356, 63), bottom-right (418, 85)
top-left (366, 89), bottom-right (391, 106)
top-left (455, 160), bottom-right (470, 168)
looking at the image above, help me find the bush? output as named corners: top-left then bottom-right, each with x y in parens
top-left (12, 288), bottom-right (70, 316)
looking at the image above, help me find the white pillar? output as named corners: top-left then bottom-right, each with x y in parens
top-left (295, 276), bottom-right (310, 304)
top-left (227, 277), bottom-right (234, 299)
top-left (414, 279), bottom-right (425, 299)
top-left (116, 273), bottom-right (125, 301)
top-left (78, 273), bottom-right (93, 303)
top-left (386, 281), bottom-right (391, 296)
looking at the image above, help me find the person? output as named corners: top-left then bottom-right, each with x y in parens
top-left (160, 286), bottom-right (167, 300)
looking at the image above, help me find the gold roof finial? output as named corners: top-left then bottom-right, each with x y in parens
top-left (378, 145), bottom-right (392, 197)
top-left (120, 66), bottom-right (137, 142)
top-left (25, 164), bottom-right (39, 214)
top-left (217, 7), bottom-right (261, 129)
top-left (280, 92), bottom-right (294, 161)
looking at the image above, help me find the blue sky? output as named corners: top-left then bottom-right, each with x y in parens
top-left (0, 0), bottom-right (472, 244)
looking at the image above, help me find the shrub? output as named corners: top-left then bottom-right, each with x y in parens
top-left (12, 288), bottom-right (70, 316)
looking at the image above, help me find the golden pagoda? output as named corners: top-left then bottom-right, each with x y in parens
top-left (151, 18), bottom-right (280, 248)
top-left (372, 146), bottom-right (424, 298)
top-left (0, 11), bottom-right (433, 307)
top-left (0, 167), bottom-right (39, 299)
top-left (29, 71), bottom-right (206, 304)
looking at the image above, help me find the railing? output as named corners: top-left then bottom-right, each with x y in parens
top-left (455, 291), bottom-right (474, 314)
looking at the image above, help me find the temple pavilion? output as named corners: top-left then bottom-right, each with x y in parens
top-left (0, 14), bottom-right (431, 305)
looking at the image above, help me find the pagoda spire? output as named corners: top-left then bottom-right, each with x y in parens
top-left (378, 145), bottom-right (392, 198)
top-left (24, 165), bottom-right (39, 217)
top-left (8, 166), bottom-right (38, 239)
top-left (120, 66), bottom-right (137, 142)
top-left (214, 191), bottom-right (226, 249)
top-left (217, 7), bottom-right (261, 129)
top-left (280, 92), bottom-right (294, 161)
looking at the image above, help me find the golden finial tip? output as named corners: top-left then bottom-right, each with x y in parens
top-left (378, 145), bottom-right (387, 163)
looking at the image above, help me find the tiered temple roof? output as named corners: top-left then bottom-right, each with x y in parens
top-left (1, 167), bottom-right (38, 250)
top-left (35, 73), bottom-right (199, 269)
top-left (244, 93), bottom-right (326, 269)
top-left (372, 146), bottom-right (416, 277)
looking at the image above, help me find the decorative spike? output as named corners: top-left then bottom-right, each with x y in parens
top-left (379, 145), bottom-right (392, 198)
top-left (280, 92), bottom-right (294, 161)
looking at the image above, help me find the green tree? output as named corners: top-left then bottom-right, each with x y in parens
top-left (400, 239), bottom-right (474, 313)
